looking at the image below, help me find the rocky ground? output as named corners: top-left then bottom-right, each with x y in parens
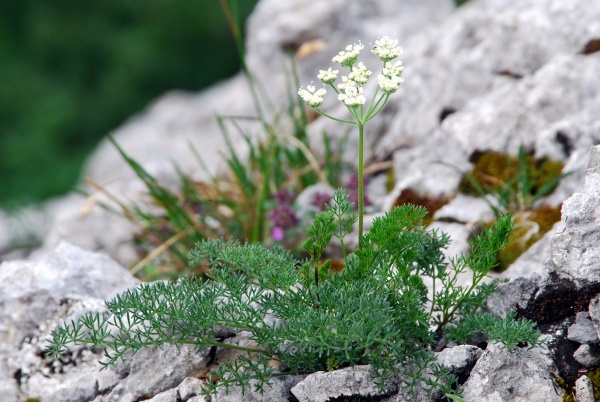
top-left (1, 0), bottom-right (600, 401)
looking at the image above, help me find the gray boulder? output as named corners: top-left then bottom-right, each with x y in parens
top-left (567, 312), bottom-right (599, 345)
top-left (436, 345), bottom-right (484, 385)
top-left (119, 377), bottom-right (206, 402)
top-left (0, 241), bottom-right (139, 366)
top-left (387, 52), bottom-right (600, 199)
top-left (380, 0), bottom-right (600, 160)
top-left (2, 243), bottom-right (217, 402)
top-left (103, 344), bottom-right (212, 402)
top-left (575, 375), bottom-right (596, 402)
top-left (573, 344), bottom-right (600, 368)
top-left (0, 241), bottom-right (138, 401)
top-left (290, 365), bottom-right (397, 402)
top-left (462, 343), bottom-right (561, 402)
top-left (213, 374), bottom-right (306, 402)
top-left (290, 347), bottom-right (483, 402)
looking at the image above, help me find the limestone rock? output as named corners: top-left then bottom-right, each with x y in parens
top-left (145, 389), bottom-right (179, 402)
top-left (380, 0), bottom-right (600, 160)
top-left (432, 194), bottom-right (494, 224)
top-left (550, 145), bottom-right (600, 287)
top-left (290, 365), bottom-right (396, 402)
top-left (213, 374), bottom-right (305, 402)
top-left (436, 345), bottom-right (484, 385)
top-left (462, 343), bottom-right (561, 402)
top-left (568, 312), bottom-right (599, 344)
top-left (518, 145), bottom-right (600, 323)
top-left (575, 375), bottom-right (596, 402)
top-left (497, 222), bottom-right (557, 280)
top-left (104, 344), bottom-right (212, 402)
top-left (486, 275), bottom-right (543, 320)
top-left (0, 241), bottom-right (139, 396)
top-left (0, 241), bottom-right (137, 401)
top-left (389, 52), bottom-right (600, 198)
top-left (573, 344), bottom-right (600, 368)
top-left (160, 377), bottom-right (203, 401)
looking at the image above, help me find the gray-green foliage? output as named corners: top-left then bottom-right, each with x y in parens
top-left (47, 189), bottom-right (543, 398)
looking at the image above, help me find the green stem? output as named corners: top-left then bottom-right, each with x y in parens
top-left (358, 124), bottom-right (364, 243)
top-left (366, 93), bottom-right (390, 122)
top-left (339, 234), bottom-right (348, 266)
top-left (315, 109), bottom-right (357, 125)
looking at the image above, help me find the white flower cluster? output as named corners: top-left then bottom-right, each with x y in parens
top-left (378, 60), bottom-right (404, 94)
top-left (332, 42), bottom-right (364, 67)
top-left (348, 62), bottom-right (372, 85)
top-left (297, 84), bottom-right (326, 108)
top-left (298, 37), bottom-right (404, 109)
top-left (371, 36), bottom-right (403, 62)
top-left (317, 67), bottom-right (339, 84)
top-left (337, 76), bottom-right (366, 107)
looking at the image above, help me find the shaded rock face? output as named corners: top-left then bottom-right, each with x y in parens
top-left (2, 1), bottom-right (600, 402)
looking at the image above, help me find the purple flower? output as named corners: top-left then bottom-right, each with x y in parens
top-left (269, 205), bottom-right (299, 241)
top-left (269, 205), bottom-right (299, 229)
top-left (271, 226), bottom-right (285, 241)
top-left (273, 189), bottom-right (295, 204)
top-left (311, 192), bottom-right (331, 212)
top-left (190, 202), bottom-right (202, 214)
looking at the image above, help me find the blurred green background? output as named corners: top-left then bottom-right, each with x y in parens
top-left (0, 0), bottom-right (258, 208)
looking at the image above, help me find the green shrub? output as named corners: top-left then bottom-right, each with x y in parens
top-left (48, 190), bottom-right (544, 399)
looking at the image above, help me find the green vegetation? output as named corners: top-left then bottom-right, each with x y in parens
top-left (48, 190), bottom-right (543, 398)
top-left (459, 146), bottom-right (567, 216)
top-left (457, 145), bottom-right (569, 271)
top-left (0, 0), bottom-right (257, 206)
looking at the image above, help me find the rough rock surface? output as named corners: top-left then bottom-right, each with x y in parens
top-left (575, 375), bottom-right (596, 402)
top-left (213, 374), bottom-right (306, 402)
top-left (0, 243), bottom-right (216, 402)
top-left (462, 343), bottom-right (561, 402)
top-left (0, 241), bottom-right (138, 342)
top-left (573, 344), bottom-right (600, 368)
top-left (290, 365), bottom-right (396, 402)
top-left (568, 312), bottom-right (599, 345)
top-left (435, 345), bottom-right (483, 385)
top-left (0, 240), bottom-right (140, 400)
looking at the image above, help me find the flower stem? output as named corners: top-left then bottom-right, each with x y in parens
top-left (358, 123), bottom-right (364, 244)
